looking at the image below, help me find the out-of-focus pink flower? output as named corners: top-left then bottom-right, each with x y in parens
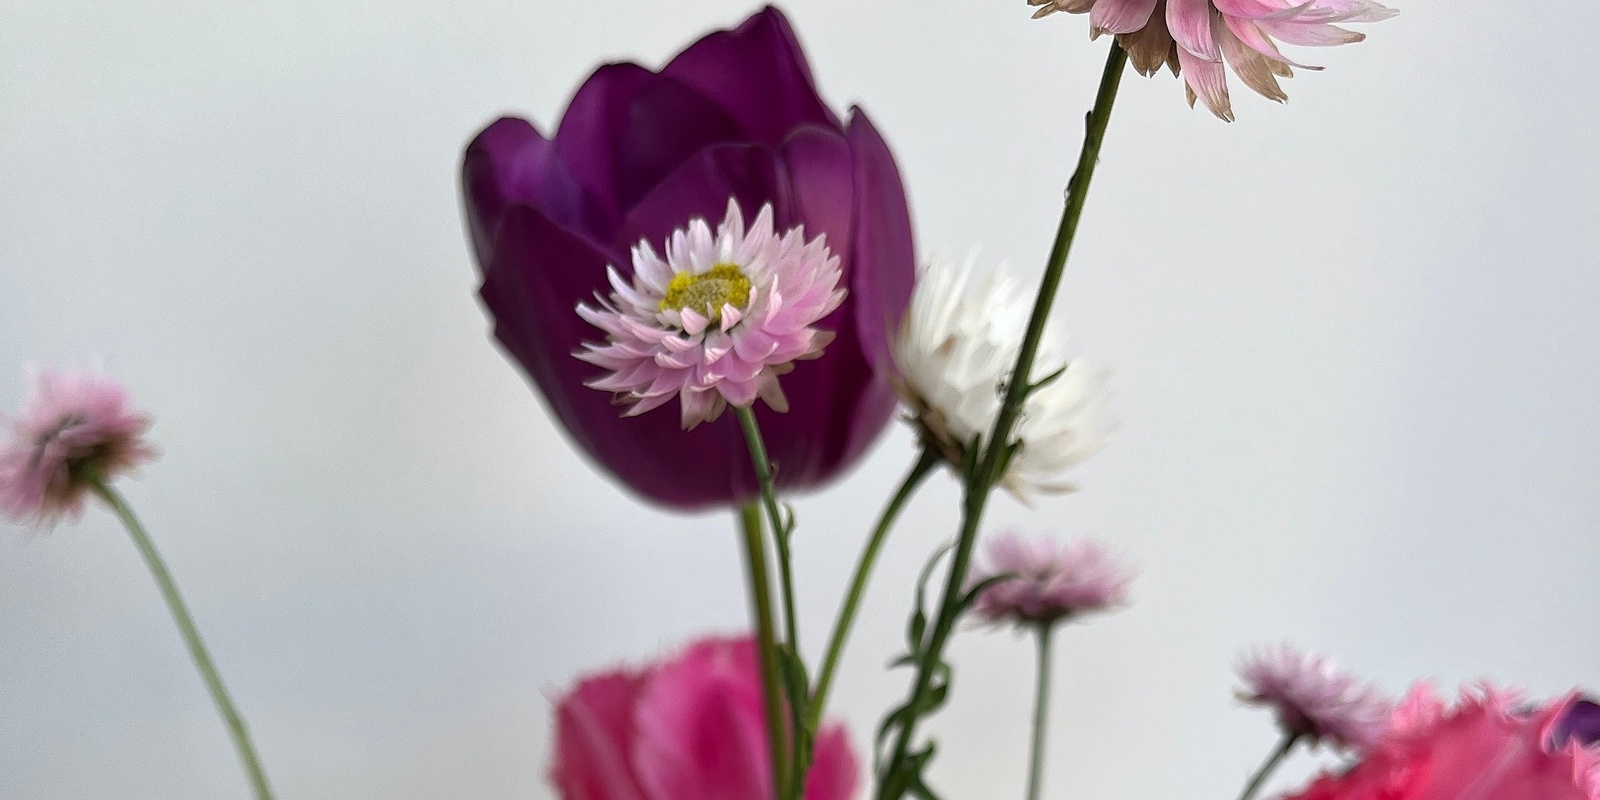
top-left (1236, 644), bottom-right (1392, 750)
top-left (1285, 685), bottom-right (1600, 800)
top-left (577, 199), bottom-right (845, 430)
top-left (551, 635), bottom-right (859, 800)
top-left (0, 367), bottom-right (155, 525)
top-left (970, 531), bottom-right (1134, 626)
top-left (1030, 0), bottom-right (1397, 120)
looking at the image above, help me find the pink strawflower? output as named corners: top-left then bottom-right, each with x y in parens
top-left (1237, 644), bottom-right (1392, 750)
top-left (971, 531), bottom-right (1134, 626)
top-left (551, 634), bottom-right (859, 800)
top-left (0, 367), bottom-right (155, 525)
top-left (1030, 0), bottom-right (1398, 120)
top-left (1284, 685), bottom-right (1600, 800)
top-left (577, 199), bottom-right (846, 430)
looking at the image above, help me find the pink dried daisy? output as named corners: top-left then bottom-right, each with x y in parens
top-left (577, 199), bottom-right (846, 430)
top-left (1237, 643), bottom-right (1392, 750)
top-left (971, 531), bottom-right (1135, 626)
top-left (1030, 0), bottom-right (1398, 120)
top-left (0, 367), bottom-right (156, 526)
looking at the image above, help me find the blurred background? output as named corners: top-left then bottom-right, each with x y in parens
top-left (3, 0), bottom-right (1598, 797)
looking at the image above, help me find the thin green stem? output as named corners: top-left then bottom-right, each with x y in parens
top-left (738, 500), bottom-right (790, 800)
top-left (1025, 624), bottom-right (1055, 800)
top-left (808, 449), bottom-right (939, 733)
top-left (90, 478), bottom-right (275, 800)
top-left (876, 42), bottom-right (1128, 800)
top-left (1238, 732), bottom-right (1300, 800)
top-left (735, 407), bottom-right (801, 655)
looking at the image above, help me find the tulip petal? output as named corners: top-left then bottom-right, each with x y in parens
top-left (806, 724), bottom-right (862, 800)
top-left (631, 638), bottom-right (771, 800)
top-left (615, 76), bottom-right (746, 213)
top-left (550, 670), bottom-right (650, 800)
top-left (553, 62), bottom-right (655, 228)
top-left (661, 7), bottom-right (841, 147)
top-left (843, 109), bottom-right (916, 373)
top-left (461, 117), bottom-right (606, 264)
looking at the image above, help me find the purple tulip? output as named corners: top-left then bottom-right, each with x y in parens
top-left (461, 6), bottom-right (915, 510)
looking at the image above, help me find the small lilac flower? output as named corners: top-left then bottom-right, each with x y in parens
top-left (1237, 643), bottom-right (1392, 750)
top-left (1029, 0), bottom-right (1398, 120)
top-left (971, 531), bottom-right (1134, 626)
top-left (577, 199), bottom-right (845, 430)
top-left (0, 367), bottom-right (155, 525)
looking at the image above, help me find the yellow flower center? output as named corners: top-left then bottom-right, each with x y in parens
top-left (659, 263), bottom-right (752, 323)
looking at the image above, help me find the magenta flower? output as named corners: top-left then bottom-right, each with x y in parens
top-left (577, 199), bottom-right (845, 430)
top-left (461, 7), bottom-right (915, 509)
top-left (1286, 685), bottom-right (1600, 800)
top-left (0, 367), bottom-right (155, 525)
top-left (1236, 644), bottom-right (1392, 750)
top-left (551, 635), bottom-right (859, 800)
top-left (1031, 0), bottom-right (1397, 120)
top-left (971, 531), bottom-right (1134, 626)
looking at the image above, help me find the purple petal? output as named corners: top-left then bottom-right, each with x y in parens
top-left (661, 6), bottom-right (841, 147)
top-left (843, 108), bottom-right (916, 373)
top-left (1551, 699), bottom-right (1600, 749)
top-left (614, 76), bottom-right (746, 214)
top-left (461, 117), bottom-right (606, 264)
top-left (615, 141), bottom-right (788, 265)
top-left (553, 62), bottom-right (655, 228)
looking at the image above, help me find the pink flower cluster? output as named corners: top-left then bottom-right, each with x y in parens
top-left (0, 367), bottom-right (154, 525)
top-left (971, 531), bottom-right (1134, 626)
top-left (1286, 684), bottom-right (1600, 800)
top-left (1034, 0), bottom-right (1397, 119)
top-left (1237, 644), bottom-right (1392, 750)
top-left (551, 635), bottom-right (858, 800)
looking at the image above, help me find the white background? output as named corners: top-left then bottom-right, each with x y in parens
top-left (3, 1), bottom-right (1598, 798)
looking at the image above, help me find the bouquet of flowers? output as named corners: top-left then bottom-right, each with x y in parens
top-left (5, 3), bottom-right (1598, 800)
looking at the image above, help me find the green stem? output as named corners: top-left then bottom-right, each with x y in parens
top-left (735, 407), bottom-right (801, 655)
top-left (876, 42), bottom-right (1128, 800)
top-left (738, 500), bottom-right (790, 800)
top-left (808, 449), bottom-right (939, 733)
top-left (90, 479), bottom-right (275, 800)
top-left (1025, 624), bottom-right (1055, 800)
top-left (1238, 732), bottom-right (1300, 800)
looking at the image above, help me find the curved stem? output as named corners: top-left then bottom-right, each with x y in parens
top-left (738, 500), bottom-right (790, 800)
top-left (736, 407), bottom-right (801, 655)
top-left (1025, 624), bottom-right (1055, 800)
top-left (1238, 732), bottom-right (1300, 800)
top-left (808, 449), bottom-right (939, 732)
top-left (877, 42), bottom-right (1128, 800)
top-left (91, 479), bottom-right (275, 800)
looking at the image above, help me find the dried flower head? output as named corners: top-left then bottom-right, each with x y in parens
top-left (577, 199), bottom-right (846, 430)
top-left (1237, 643), bottom-right (1392, 750)
top-left (0, 367), bottom-right (155, 525)
top-left (971, 530), bottom-right (1134, 626)
top-left (1030, 0), bottom-right (1398, 120)
top-left (892, 254), bottom-right (1114, 500)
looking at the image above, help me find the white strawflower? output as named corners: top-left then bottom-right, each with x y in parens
top-left (891, 253), bottom-right (1113, 498)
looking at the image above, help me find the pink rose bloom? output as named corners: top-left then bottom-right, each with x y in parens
top-left (0, 367), bottom-right (155, 525)
top-left (1284, 684), bottom-right (1600, 800)
top-left (551, 635), bottom-right (858, 800)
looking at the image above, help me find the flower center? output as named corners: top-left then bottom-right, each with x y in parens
top-left (659, 263), bottom-right (751, 324)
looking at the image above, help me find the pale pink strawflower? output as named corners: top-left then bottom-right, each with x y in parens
top-left (0, 367), bottom-right (155, 526)
top-left (577, 199), bottom-right (846, 430)
top-left (1030, 0), bottom-right (1398, 120)
top-left (971, 531), bottom-right (1134, 626)
top-left (1236, 643), bottom-right (1392, 750)
top-left (1285, 684), bottom-right (1600, 800)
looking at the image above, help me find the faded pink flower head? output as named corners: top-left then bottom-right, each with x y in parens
top-left (971, 531), bottom-right (1134, 626)
top-left (551, 634), bottom-right (859, 800)
top-left (0, 367), bottom-right (155, 525)
top-left (577, 199), bottom-right (846, 430)
top-left (1285, 685), bottom-right (1600, 800)
top-left (1031, 0), bottom-right (1398, 120)
top-left (1236, 643), bottom-right (1392, 750)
